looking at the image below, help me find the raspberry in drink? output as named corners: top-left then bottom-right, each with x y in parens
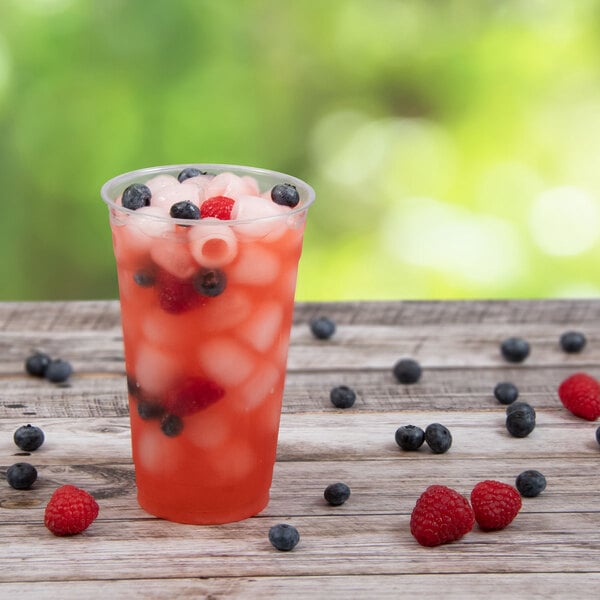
top-left (101, 164), bottom-right (314, 524)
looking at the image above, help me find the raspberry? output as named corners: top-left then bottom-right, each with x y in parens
top-left (156, 270), bottom-right (204, 314)
top-left (164, 376), bottom-right (225, 417)
top-left (200, 196), bottom-right (235, 220)
top-left (558, 372), bottom-right (600, 421)
top-left (44, 485), bottom-right (99, 536)
top-left (470, 480), bottom-right (522, 531)
top-left (410, 485), bottom-right (474, 547)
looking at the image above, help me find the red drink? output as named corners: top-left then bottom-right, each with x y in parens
top-left (101, 165), bottom-right (314, 524)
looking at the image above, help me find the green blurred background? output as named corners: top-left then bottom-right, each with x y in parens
top-left (1, 0), bottom-right (600, 302)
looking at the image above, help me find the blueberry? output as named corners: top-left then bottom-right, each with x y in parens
top-left (137, 400), bottom-right (165, 420)
top-left (506, 402), bottom-right (536, 437)
top-left (395, 425), bottom-right (425, 451)
top-left (324, 482), bottom-right (351, 506)
top-left (268, 523), bottom-right (300, 551)
top-left (310, 316), bottom-right (336, 340)
top-left (160, 414), bottom-right (183, 437)
top-left (25, 352), bottom-right (51, 377)
top-left (45, 359), bottom-right (73, 383)
top-left (177, 167), bottom-right (207, 183)
top-left (127, 375), bottom-right (142, 398)
top-left (6, 463), bottom-right (38, 490)
top-left (13, 424), bottom-right (45, 452)
top-left (170, 200), bottom-right (200, 220)
top-left (329, 385), bottom-right (356, 409)
top-left (393, 358), bottom-right (422, 384)
top-left (271, 183), bottom-right (300, 208)
top-left (425, 423), bottom-right (452, 454)
top-left (494, 382), bottom-right (519, 405)
top-left (133, 269), bottom-right (156, 288)
top-left (596, 426), bottom-right (600, 447)
top-left (122, 183), bottom-right (151, 210)
top-left (559, 330), bottom-right (586, 353)
top-left (500, 337), bottom-right (530, 363)
top-left (515, 470), bottom-right (547, 497)
top-left (193, 268), bottom-right (227, 297)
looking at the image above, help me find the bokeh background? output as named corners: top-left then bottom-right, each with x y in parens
top-left (1, 0), bottom-right (600, 301)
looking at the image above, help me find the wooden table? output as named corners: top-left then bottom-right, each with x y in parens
top-left (1, 299), bottom-right (600, 598)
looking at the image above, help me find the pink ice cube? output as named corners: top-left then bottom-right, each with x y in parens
top-left (189, 218), bottom-right (238, 268)
top-left (151, 182), bottom-right (200, 211)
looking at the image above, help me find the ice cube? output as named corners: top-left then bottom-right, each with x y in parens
top-left (141, 306), bottom-right (186, 349)
top-left (237, 301), bottom-right (283, 352)
top-left (208, 438), bottom-right (256, 482)
top-left (145, 174), bottom-right (179, 196)
top-left (189, 288), bottom-right (252, 333)
top-left (150, 237), bottom-right (198, 279)
top-left (231, 195), bottom-right (288, 240)
top-left (240, 175), bottom-right (261, 195)
top-left (189, 219), bottom-right (238, 268)
top-left (235, 361), bottom-right (282, 412)
top-left (135, 343), bottom-right (183, 398)
top-left (135, 423), bottom-right (186, 476)
top-left (204, 172), bottom-right (249, 200)
top-left (186, 407), bottom-right (231, 450)
top-left (151, 182), bottom-right (200, 211)
top-left (197, 337), bottom-right (256, 387)
top-left (228, 245), bottom-right (281, 286)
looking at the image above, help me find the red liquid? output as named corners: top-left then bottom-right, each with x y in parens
top-left (110, 204), bottom-right (306, 524)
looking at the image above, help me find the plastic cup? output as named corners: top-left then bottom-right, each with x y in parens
top-left (101, 164), bottom-right (315, 524)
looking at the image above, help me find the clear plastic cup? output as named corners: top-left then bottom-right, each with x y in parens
top-left (101, 164), bottom-right (314, 524)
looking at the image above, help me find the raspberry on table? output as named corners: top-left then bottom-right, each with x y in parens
top-left (410, 485), bottom-right (474, 547)
top-left (470, 480), bottom-right (522, 530)
top-left (310, 316), bottom-right (336, 340)
top-left (13, 424), bottom-right (45, 452)
top-left (505, 401), bottom-right (536, 437)
top-left (395, 425), bottom-right (425, 451)
top-left (329, 385), bottom-right (356, 409)
top-left (559, 330), bottom-right (587, 353)
top-left (7, 462), bottom-right (38, 490)
top-left (324, 482), bottom-right (351, 506)
top-left (393, 358), bottom-right (422, 384)
top-left (494, 382), bottom-right (519, 405)
top-left (515, 470), bottom-right (547, 497)
top-left (500, 337), bottom-right (530, 363)
top-left (425, 423), bottom-right (452, 454)
top-left (558, 372), bottom-right (600, 421)
top-left (44, 485), bottom-right (99, 536)
top-left (268, 523), bottom-right (300, 551)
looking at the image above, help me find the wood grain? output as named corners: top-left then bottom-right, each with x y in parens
top-left (1, 299), bottom-right (600, 598)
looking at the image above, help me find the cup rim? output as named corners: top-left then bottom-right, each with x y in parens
top-left (100, 163), bottom-right (315, 227)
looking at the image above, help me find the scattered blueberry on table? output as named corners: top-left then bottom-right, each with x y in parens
top-left (559, 330), bottom-right (586, 353)
top-left (395, 425), bottom-right (425, 451)
top-left (268, 524), bottom-right (300, 551)
top-left (392, 358), bottom-right (422, 384)
top-left (424, 423), bottom-right (452, 454)
top-left (500, 337), bottom-right (530, 363)
top-left (515, 470), bottom-right (547, 497)
top-left (6, 463), bottom-right (38, 490)
top-left (494, 382), bottom-right (519, 405)
top-left (25, 352), bottom-right (51, 377)
top-left (310, 316), bottom-right (336, 340)
top-left (329, 385), bottom-right (356, 409)
top-left (505, 401), bottom-right (536, 437)
top-left (13, 424), bottom-right (45, 452)
top-left (324, 482), bottom-right (351, 506)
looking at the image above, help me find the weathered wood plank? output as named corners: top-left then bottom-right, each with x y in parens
top-left (3, 572), bottom-right (600, 600)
